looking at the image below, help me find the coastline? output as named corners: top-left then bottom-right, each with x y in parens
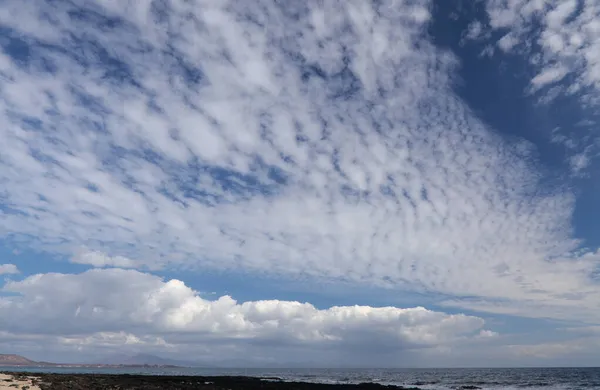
top-left (0, 372), bottom-right (419, 389)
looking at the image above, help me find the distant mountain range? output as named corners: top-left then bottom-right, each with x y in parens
top-left (0, 353), bottom-right (191, 368)
top-left (0, 353), bottom-right (296, 369)
top-left (1, 353), bottom-right (340, 369)
top-left (94, 353), bottom-right (198, 367)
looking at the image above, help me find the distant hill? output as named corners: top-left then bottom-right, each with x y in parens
top-left (97, 353), bottom-right (197, 367)
top-left (0, 353), bottom-right (189, 368)
top-left (0, 354), bottom-right (38, 366)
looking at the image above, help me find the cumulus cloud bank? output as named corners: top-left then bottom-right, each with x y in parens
top-left (0, 268), bottom-right (493, 363)
top-left (0, 0), bottom-right (598, 324)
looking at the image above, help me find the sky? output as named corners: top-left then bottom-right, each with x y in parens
top-left (1, 0), bottom-right (600, 368)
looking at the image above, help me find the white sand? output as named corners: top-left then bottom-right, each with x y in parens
top-left (0, 373), bottom-right (41, 389)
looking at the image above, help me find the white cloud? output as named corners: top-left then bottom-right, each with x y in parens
top-left (477, 329), bottom-right (499, 339)
top-left (0, 264), bottom-right (19, 275)
top-left (466, 21), bottom-right (484, 40)
top-left (484, 0), bottom-right (600, 103)
top-left (497, 32), bottom-right (519, 51)
top-left (71, 249), bottom-right (144, 269)
top-left (0, 268), bottom-right (492, 362)
top-left (531, 64), bottom-right (569, 89)
top-left (502, 326), bottom-right (600, 361)
top-left (506, 339), bottom-right (594, 359)
top-left (480, 0), bottom-right (600, 175)
top-left (0, 0), bottom-right (597, 323)
top-left (563, 326), bottom-right (600, 335)
top-left (569, 152), bottom-right (591, 174)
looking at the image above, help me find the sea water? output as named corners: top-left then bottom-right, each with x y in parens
top-left (2, 366), bottom-right (600, 389)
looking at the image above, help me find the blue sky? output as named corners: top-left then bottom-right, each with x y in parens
top-left (1, 0), bottom-right (600, 367)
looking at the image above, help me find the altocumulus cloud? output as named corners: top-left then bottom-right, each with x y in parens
top-left (460, 0), bottom-right (600, 174)
top-left (0, 268), bottom-right (494, 364)
top-left (0, 0), bottom-right (599, 337)
top-left (482, 0), bottom-right (600, 103)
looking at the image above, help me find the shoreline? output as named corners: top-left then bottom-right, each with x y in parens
top-left (0, 372), bottom-right (419, 389)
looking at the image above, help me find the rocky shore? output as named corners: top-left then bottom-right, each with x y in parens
top-left (1, 372), bottom-right (422, 390)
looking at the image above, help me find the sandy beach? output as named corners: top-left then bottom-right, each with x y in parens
top-left (0, 373), bottom-right (41, 390)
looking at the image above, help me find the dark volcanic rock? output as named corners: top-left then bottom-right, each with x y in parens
top-left (4, 373), bottom-right (423, 390)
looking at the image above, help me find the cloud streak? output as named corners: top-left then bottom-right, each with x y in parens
top-left (71, 249), bottom-right (144, 269)
top-left (0, 0), bottom-right (598, 322)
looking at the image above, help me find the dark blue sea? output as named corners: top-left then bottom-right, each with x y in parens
top-left (2, 367), bottom-right (600, 389)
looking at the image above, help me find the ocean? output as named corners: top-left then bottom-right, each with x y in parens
top-left (1, 367), bottom-right (600, 389)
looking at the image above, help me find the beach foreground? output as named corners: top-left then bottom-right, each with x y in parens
top-left (0, 373), bottom-right (41, 389)
top-left (0, 372), bottom-right (419, 390)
